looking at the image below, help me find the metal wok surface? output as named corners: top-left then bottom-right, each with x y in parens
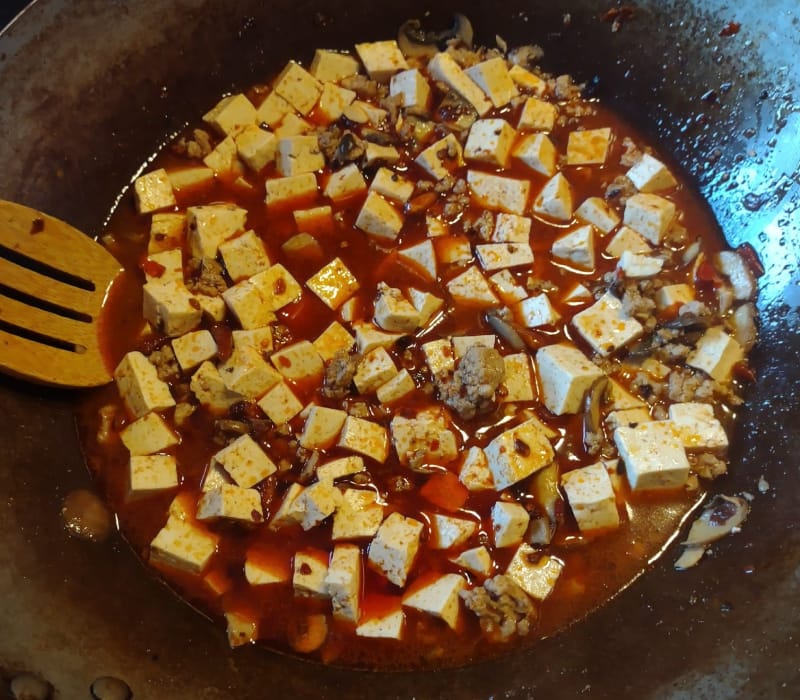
top-left (0, 1), bottom-right (798, 697)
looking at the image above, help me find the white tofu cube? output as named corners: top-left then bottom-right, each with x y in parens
top-left (467, 170), bottom-right (531, 216)
top-left (492, 213), bottom-right (531, 243)
top-left (552, 225), bottom-right (595, 270)
top-left (222, 277), bottom-right (276, 330)
top-left (203, 93), bottom-right (258, 136)
top-left (190, 361), bottom-right (242, 413)
top-left (450, 546), bottom-right (493, 577)
top-left (265, 172), bottom-right (318, 209)
top-left (389, 68), bottom-right (431, 108)
top-left (517, 97), bottom-right (558, 132)
top-left (605, 407), bottom-right (652, 432)
top-left (687, 326), bottom-right (744, 383)
top-left (306, 257), bottom-right (360, 310)
top-left (561, 462), bottom-right (620, 533)
top-left (508, 64), bottom-right (548, 94)
top-left (364, 142), bottom-right (402, 167)
top-left (293, 549), bottom-right (330, 598)
top-left (465, 56), bottom-right (519, 107)
top-left (429, 514), bottom-right (478, 550)
top-left (390, 410), bottom-right (458, 467)
top-left (316, 455), bottom-right (365, 482)
top-left (535, 343), bottom-right (604, 415)
top-left (315, 81), bottom-right (357, 124)
top-left (353, 346), bottom-right (398, 394)
top-left (373, 283), bottom-right (420, 332)
top-left (355, 191), bottom-right (404, 240)
top-left (148, 212), bottom-right (185, 254)
top-left (268, 483), bottom-right (305, 530)
top-left (623, 193), bottom-right (677, 245)
top-left (491, 501), bottom-right (530, 548)
top-left (421, 338), bottom-right (455, 377)
top-left (203, 136), bottom-right (243, 176)
top-left (562, 283), bottom-right (593, 305)
top-left (332, 489), bottom-right (385, 541)
top-left (475, 242), bottom-right (534, 271)
top-left (368, 512), bottom-right (424, 587)
top-left (171, 330), bottom-right (218, 372)
top-left (355, 40), bottom-right (409, 81)
top-left (614, 421), bottom-right (690, 491)
top-left (604, 225), bottom-right (652, 258)
top-left (276, 135), bottom-right (325, 176)
top-left (255, 90), bottom-right (291, 127)
top-left (606, 378), bottom-right (647, 411)
top-left (310, 49), bottom-right (361, 82)
top-left (505, 546), bottom-right (563, 600)
top-left (313, 321), bottom-right (355, 361)
top-left (142, 280), bottom-right (203, 337)
top-left (446, 266), bottom-right (499, 308)
top-left (114, 351), bottom-right (176, 419)
top-left (566, 127), bottom-right (613, 165)
top-left (575, 196), bottom-right (621, 234)
top-left (167, 166), bottom-right (214, 193)
top-left (655, 284), bottom-right (694, 312)
top-left (356, 604), bottom-right (404, 639)
top-left (408, 288), bottom-right (444, 327)
top-left (451, 334), bottom-right (495, 359)
top-left (234, 124), bottom-right (277, 172)
top-left (426, 215), bottom-right (449, 238)
top-left (294, 480), bottom-right (341, 530)
top-left (150, 515), bottom-right (218, 573)
top-left (398, 240), bottom-right (437, 282)
top-left (219, 344), bottom-right (282, 399)
top-left (323, 163), bottom-right (368, 203)
top-left (434, 236), bottom-right (473, 266)
top-left (134, 168), bottom-right (176, 214)
top-left (485, 419), bottom-right (555, 490)
top-left (668, 402), bottom-right (729, 453)
top-left (218, 230), bottom-right (270, 283)
top-left (370, 167), bottom-right (415, 203)
top-left (212, 434), bottom-right (277, 488)
top-left (274, 61), bottom-right (322, 115)
top-left (274, 113), bottom-right (313, 137)
top-left (353, 321), bottom-right (402, 354)
top-left (626, 153), bottom-right (678, 192)
top-left (715, 250), bottom-right (757, 301)
top-left (501, 353), bottom-right (535, 403)
top-left (376, 368), bottom-right (416, 405)
top-left (257, 381), bottom-right (303, 425)
top-left (121, 412), bottom-right (179, 456)
top-left (196, 484), bottom-right (263, 523)
top-left (427, 52), bottom-right (492, 116)
top-left (403, 573), bottom-right (466, 629)
top-left (415, 133), bottom-right (465, 181)
top-left (533, 173), bottom-right (574, 221)
top-left (515, 293), bottom-right (561, 328)
top-left (186, 204), bottom-right (247, 259)
top-left (294, 203), bottom-right (335, 234)
top-left (245, 549), bottom-right (291, 586)
top-left (129, 454), bottom-right (179, 496)
top-left (194, 293), bottom-right (227, 323)
top-left (459, 446), bottom-right (495, 491)
top-left (464, 118), bottom-right (516, 168)
top-left (144, 248), bottom-right (183, 285)
top-left (346, 99), bottom-right (388, 126)
top-left (572, 292), bottom-right (644, 356)
top-left (617, 250), bottom-right (664, 279)
top-left (271, 340), bottom-right (324, 383)
top-left (337, 416), bottom-right (389, 463)
top-left (489, 270), bottom-right (528, 305)
top-left (512, 132), bottom-right (558, 177)
top-left (325, 544), bottom-right (362, 622)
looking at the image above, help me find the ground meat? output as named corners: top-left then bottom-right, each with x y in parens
top-left (319, 127), bottom-right (365, 168)
top-left (460, 575), bottom-right (536, 640)
top-left (187, 257), bottom-right (228, 296)
top-left (339, 74), bottom-right (380, 99)
top-left (667, 368), bottom-right (717, 403)
top-left (321, 350), bottom-right (360, 399)
top-left (605, 174), bottom-right (637, 205)
top-left (148, 344), bottom-right (181, 382)
top-left (379, 93), bottom-right (403, 126)
top-left (437, 346), bottom-right (505, 420)
top-left (171, 128), bottom-right (214, 159)
top-left (463, 210), bottom-right (494, 241)
top-left (526, 276), bottom-right (559, 294)
top-left (621, 282), bottom-right (656, 321)
top-left (507, 44), bottom-right (545, 68)
top-left (619, 136), bottom-right (644, 167)
top-left (691, 452), bottom-right (728, 480)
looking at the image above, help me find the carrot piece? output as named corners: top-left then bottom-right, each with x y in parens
top-left (420, 471), bottom-right (468, 512)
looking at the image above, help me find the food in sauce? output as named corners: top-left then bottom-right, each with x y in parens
top-left (78, 26), bottom-right (759, 669)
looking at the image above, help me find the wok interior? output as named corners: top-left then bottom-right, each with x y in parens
top-left (0, 0), bottom-right (798, 697)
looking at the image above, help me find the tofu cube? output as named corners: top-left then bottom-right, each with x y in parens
top-left (656, 283), bottom-right (695, 311)
top-left (501, 353), bottom-right (535, 403)
top-left (614, 421), bottom-right (690, 491)
top-left (356, 600), bottom-right (405, 639)
top-left (274, 61), bottom-right (322, 115)
top-left (668, 402), bottom-right (729, 453)
top-left (365, 142), bottom-right (402, 167)
top-left (407, 289), bottom-right (444, 327)
top-left (575, 196), bottom-right (621, 234)
top-left (492, 213), bottom-right (531, 243)
top-left (562, 283), bottom-right (593, 305)
top-left (212, 433), bottom-right (277, 488)
top-left (552, 225), bottom-right (595, 270)
top-left (293, 480), bottom-right (341, 530)
top-left (464, 118), bottom-right (516, 168)
top-left (605, 407), bottom-right (652, 432)
top-left (508, 64), bottom-right (548, 94)
top-left (370, 167), bottom-right (415, 204)
top-left (518, 97), bottom-right (558, 132)
top-left (374, 283), bottom-right (420, 332)
top-left (617, 250), bottom-right (664, 279)
top-left (376, 368), bottom-right (416, 405)
top-left (606, 378), bottom-right (647, 410)
top-left (114, 351), bottom-right (176, 419)
top-left (134, 168), bottom-right (176, 214)
top-left (337, 416), bottom-right (389, 463)
top-left (171, 329), bottom-right (218, 371)
top-left (485, 419), bottom-right (555, 490)
top-left (535, 343), bottom-right (604, 415)
top-left (533, 173), bottom-right (574, 221)
top-left (325, 544), bottom-right (362, 622)
top-left (353, 321), bottom-right (402, 353)
top-left (316, 455), bottom-right (365, 482)
top-left (686, 326), bottom-right (744, 383)
top-left (429, 514), bottom-right (478, 550)
top-left (265, 172), bottom-right (318, 209)
top-left (623, 193), bottom-right (677, 245)
top-left (426, 215), bottom-right (449, 238)
top-left (475, 242), bottom-right (534, 271)
top-left (324, 162), bottom-right (367, 203)
top-left (368, 512), bottom-right (424, 587)
top-left (257, 381), bottom-right (303, 425)
top-left (626, 153), bottom-right (678, 192)
top-left (148, 213), bottom-right (185, 254)
top-left (715, 250), bottom-right (757, 301)
top-left (234, 124), bottom-right (277, 172)
top-left (203, 93), bottom-right (257, 136)
top-left (355, 191), bottom-right (404, 240)
top-left (186, 204), bottom-right (248, 259)
top-left (268, 483), bottom-right (305, 530)
top-left (218, 230), bottom-right (270, 283)
top-left (313, 321), bottom-right (355, 361)
top-left (467, 170), bottom-right (531, 216)
top-left (489, 269), bottom-right (528, 305)
top-left (353, 346), bottom-right (398, 394)
top-left (142, 280), bottom-right (202, 337)
top-left (150, 515), bottom-right (218, 574)
top-left (415, 134), bottom-right (465, 181)
top-left (422, 338), bottom-right (455, 377)
top-left (222, 277), bottom-right (276, 330)
top-left (506, 546), bottom-right (563, 600)
top-left (512, 133), bottom-right (558, 177)
top-left (310, 49), bottom-right (361, 82)
top-left (459, 446), bottom-right (495, 491)
top-left (121, 412), bottom-right (179, 456)
top-left (144, 248), bottom-right (183, 285)
top-left (196, 484), bottom-right (262, 523)
top-left (446, 266), bottom-right (499, 308)
top-left (167, 166), bottom-right (214, 193)
top-left (450, 546), bottom-right (493, 577)
top-left (515, 293), bottom-right (561, 328)
top-left (566, 127), bottom-right (613, 165)
top-left (274, 112), bottom-right (313, 137)
top-left (465, 56), bottom-right (519, 107)
top-left (398, 240), bottom-right (437, 282)
top-left (427, 52), bottom-right (492, 116)
top-left (354, 40), bottom-right (409, 81)
top-left (561, 462), bottom-right (620, 533)
top-left (451, 334), bottom-right (495, 359)
top-left (245, 549), bottom-right (291, 585)
top-left (315, 81), bottom-right (357, 124)
top-left (219, 344), bottom-right (282, 399)
top-left (572, 292), bottom-right (645, 356)
top-left (434, 236), bottom-right (473, 265)
top-left (403, 573), bottom-right (466, 629)
top-left (190, 361), bottom-right (242, 413)
top-left (271, 340), bottom-right (324, 383)
top-left (129, 454), bottom-right (179, 496)
top-left (604, 225), bottom-right (652, 258)
top-left (256, 264), bottom-right (302, 311)
top-left (491, 501), bottom-right (530, 548)
top-left (390, 68), bottom-right (431, 108)
top-left (390, 410), bottom-right (458, 468)
top-left (255, 90), bottom-right (291, 127)
top-left (306, 257), bottom-right (360, 310)
top-left (194, 293), bottom-right (227, 323)
top-left (293, 549), bottom-right (330, 598)
top-left (276, 135), bottom-right (325, 176)
top-left (202, 136), bottom-right (243, 176)
top-left (332, 489), bottom-right (385, 540)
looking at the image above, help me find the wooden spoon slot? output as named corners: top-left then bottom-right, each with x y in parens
top-left (0, 317), bottom-right (85, 353)
top-left (0, 242), bottom-right (96, 292)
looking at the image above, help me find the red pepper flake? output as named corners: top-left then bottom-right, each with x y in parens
top-left (251, 510), bottom-right (263, 522)
top-left (274, 278), bottom-right (287, 295)
top-left (695, 260), bottom-right (724, 287)
top-left (278, 355), bottom-right (292, 368)
top-left (514, 438), bottom-right (531, 457)
top-left (733, 362), bottom-right (757, 383)
top-left (719, 21), bottom-right (741, 37)
top-left (299, 562), bottom-right (312, 575)
top-left (140, 259), bottom-right (167, 278)
top-left (210, 323), bottom-right (233, 362)
top-left (29, 217), bottom-right (45, 234)
top-left (735, 242), bottom-right (765, 278)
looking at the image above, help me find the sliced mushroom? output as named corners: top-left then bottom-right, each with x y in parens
top-left (683, 494), bottom-right (750, 546)
top-left (583, 376), bottom-right (609, 444)
top-left (397, 13), bottom-right (474, 59)
top-left (485, 311), bottom-right (526, 352)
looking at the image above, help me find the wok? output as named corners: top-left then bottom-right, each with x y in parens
top-left (1, 0), bottom-right (798, 697)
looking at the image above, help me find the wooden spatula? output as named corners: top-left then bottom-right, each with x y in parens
top-left (0, 200), bottom-right (122, 387)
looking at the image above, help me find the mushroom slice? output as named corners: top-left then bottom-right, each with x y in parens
top-left (683, 494), bottom-right (750, 547)
top-left (397, 13), bottom-right (474, 58)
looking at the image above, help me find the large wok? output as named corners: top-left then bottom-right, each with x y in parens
top-left (1, 1), bottom-right (798, 697)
